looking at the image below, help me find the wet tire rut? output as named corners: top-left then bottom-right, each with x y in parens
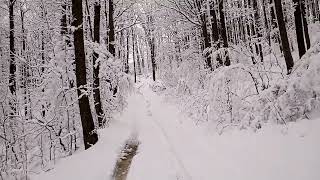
top-left (112, 142), bottom-right (139, 180)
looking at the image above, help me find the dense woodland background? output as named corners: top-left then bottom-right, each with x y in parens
top-left (0, 0), bottom-right (320, 179)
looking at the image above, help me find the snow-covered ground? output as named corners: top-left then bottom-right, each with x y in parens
top-left (31, 105), bottom-right (136, 180)
top-left (32, 78), bottom-right (320, 180)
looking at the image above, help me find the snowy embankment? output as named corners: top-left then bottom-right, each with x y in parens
top-left (31, 101), bottom-right (138, 180)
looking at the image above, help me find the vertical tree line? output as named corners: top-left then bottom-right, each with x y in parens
top-left (0, 0), bottom-right (139, 178)
top-left (72, 0), bottom-right (98, 149)
top-left (155, 0), bottom-right (317, 75)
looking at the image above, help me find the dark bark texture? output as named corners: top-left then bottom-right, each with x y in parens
top-left (219, 0), bottom-right (230, 66)
top-left (293, 0), bottom-right (306, 58)
top-left (108, 0), bottom-right (115, 56)
top-left (72, 0), bottom-right (98, 149)
top-left (93, 2), bottom-right (104, 127)
top-left (275, 0), bottom-right (294, 74)
top-left (9, 0), bottom-right (16, 96)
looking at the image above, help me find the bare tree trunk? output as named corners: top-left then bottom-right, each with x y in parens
top-left (145, 15), bottom-right (156, 81)
top-left (93, 1), bottom-right (104, 127)
top-left (9, 0), bottom-right (16, 97)
top-left (210, 2), bottom-right (219, 43)
top-left (138, 39), bottom-right (145, 72)
top-left (135, 35), bottom-right (142, 75)
top-left (201, 13), bottom-right (212, 70)
top-left (262, 0), bottom-right (271, 45)
top-left (85, 0), bottom-right (93, 40)
top-left (61, 2), bottom-right (67, 37)
top-left (301, 0), bottom-right (311, 50)
top-left (293, 0), bottom-right (307, 58)
top-left (72, 0), bottom-right (98, 150)
top-left (125, 30), bottom-right (130, 74)
top-left (20, 5), bottom-right (29, 118)
top-left (173, 28), bottom-right (181, 66)
top-left (252, 0), bottom-right (264, 62)
top-left (219, 0), bottom-right (230, 66)
top-left (270, 0), bottom-right (283, 52)
top-left (132, 29), bottom-right (137, 83)
top-left (108, 0), bottom-right (115, 56)
top-left (315, 0), bottom-right (320, 21)
top-left (210, 1), bottom-right (223, 67)
top-left (275, 0), bottom-right (294, 74)
top-left (104, 0), bottom-right (109, 47)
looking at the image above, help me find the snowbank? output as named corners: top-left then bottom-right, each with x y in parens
top-left (31, 95), bottom-right (139, 180)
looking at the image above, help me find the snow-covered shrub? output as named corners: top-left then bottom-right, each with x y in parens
top-left (207, 42), bottom-right (320, 131)
top-left (161, 70), bottom-right (179, 88)
top-left (161, 38), bottom-right (320, 133)
top-left (100, 55), bottom-right (134, 125)
top-left (161, 48), bottom-right (211, 124)
top-left (177, 48), bottom-right (207, 91)
top-left (206, 64), bottom-right (259, 130)
top-left (150, 80), bottom-right (167, 92)
top-left (253, 42), bottom-right (320, 125)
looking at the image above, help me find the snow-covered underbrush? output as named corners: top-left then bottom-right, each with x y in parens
top-left (161, 40), bottom-right (320, 133)
top-left (100, 62), bottom-right (134, 125)
top-left (96, 44), bottom-right (134, 125)
top-left (253, 42), bottom-right (320, 125)
top-left (149, 80), bottom-right (167, 93)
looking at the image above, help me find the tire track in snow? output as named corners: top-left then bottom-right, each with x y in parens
top-left (148, 108), bottom-right (193, 180)
top-left (141, 85), bottom-right (193, 180)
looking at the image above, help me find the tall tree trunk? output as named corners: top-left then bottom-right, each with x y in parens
top-left (210, 1), bottom-right (223, 66)
top-left (275, 0), bottom-right (294, 74)
top-left (135, 35), bottom-right (142, 75)
top-left (108, 0), bottom-right (115, 56)
top-left (41, 32), bottom-right (46, 118)
top-left (262, 0), bottom-right (271, 45)
top-left (20, 6), bottom-right (29, 118)
top-left (270, 0), bottom-right (283, 52)
top-left (146, 15), bottom-right (156, 81)
top-left (61, 2), bottom-right (71, 46)
top-left (104, 0), bottom-right (109, 47)
top-left (119, 30), bottom-right (124, 60)
top-left (9, 0), bottom-right (16, 97)
top-left (132, 29), bottom-right (137, 83)
top-left (85, 0), bottom-right (93, 40)
top-left (252, 0), bottom-right (264, 62)
top-left (210, 3), bottom-right (219, 43)
top-left (61, 3), bottom-right (67, 37)
top-left (72, 0), bottom-right (98, 149)
top-left (219, 0), bottom-right (230, 66)
top-left (125, 30), bottom-right (130, 74)
top-left (301, 0), bottom-right (311, 50)
top-left (173, 28), bottom-right (181, 66)
top-left (150, 36), bottom-right (156, 81)
top-left (139, 39), bottom-right (145, 72)
top-left (293, 0), bottom-right (307, 58)
top-left (93, 1), bottom-right (104, 127)
top-left (315, 0), bottom-right (320, 21)
top-left (40, 4), bottom-right (46, 119)
top-left (201, 13), bottom-right (212, 70)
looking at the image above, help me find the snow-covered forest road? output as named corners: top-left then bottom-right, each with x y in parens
top-left (2, 0), bottom-right (320, 179)
top-left (127, 79), bottom-right (218, 180)
top-left (126, 79), bottom-right (320, 180)
top-left (32, 78), bottom-right (320, 180)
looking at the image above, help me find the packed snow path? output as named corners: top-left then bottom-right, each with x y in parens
top-left (32, 79), bottom-right (320, 180)
top-left (125, 79), bottom-right (320, 180)
top-left (126, 80), bottom-right (222, 180)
